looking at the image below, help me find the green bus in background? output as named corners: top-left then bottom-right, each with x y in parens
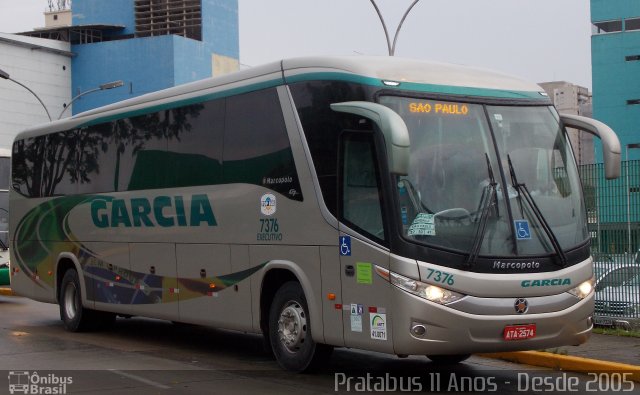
top-left (0, 148), bottom-right (10, 286)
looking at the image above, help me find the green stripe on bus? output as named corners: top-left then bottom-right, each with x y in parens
top-left (285, 72), bottom-right (547, 100)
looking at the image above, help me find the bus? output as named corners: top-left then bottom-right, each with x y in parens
top-left (9, 57), bottom-right (620, 372)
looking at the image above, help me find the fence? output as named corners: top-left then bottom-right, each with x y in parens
top-left (580, 161), bottom-right (640, 328)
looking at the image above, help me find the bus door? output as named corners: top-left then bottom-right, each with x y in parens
top-left (338, 131), bottom-right (393, 353)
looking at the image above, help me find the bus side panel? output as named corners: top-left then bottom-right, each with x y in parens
top-left (177, 243), bottom-right (253, 331)
top-left (340, 236), bottom-right (393, 354)
top-left (88, 242), bottom-right (134, 315)
top-left (127, 243), bottom-right (179, 321)
top-left (319, 246), bottom-right (344, 346)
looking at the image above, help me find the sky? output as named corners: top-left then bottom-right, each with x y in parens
top-left (0, 0), bottom-right (594, 89)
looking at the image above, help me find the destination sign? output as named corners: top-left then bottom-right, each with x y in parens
top-left (409, 101), bottom-right (469, 116)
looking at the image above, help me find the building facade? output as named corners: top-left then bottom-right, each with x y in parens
top-left (539, 81), bottom-right (595, 165)
top-left (0, 33), bottom-right (72, 148)
top-left (591, 0), bottom-right (640, 160)
top-left (590, 0), bottom-right (640, 253)
top-left (22, 0), bottom-right (239, 115)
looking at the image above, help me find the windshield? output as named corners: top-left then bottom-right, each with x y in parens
top-left (379, 96), bottom-right (587, 258)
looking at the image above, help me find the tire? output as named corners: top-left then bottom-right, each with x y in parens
top-left (268, 281), bottom-right (332, 372)
top-left (426, 354), bottom-right (471, 364)
top-left (59, 269), bottom-right (114, 332)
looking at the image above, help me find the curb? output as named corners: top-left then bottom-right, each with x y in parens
top-left (0, 287), bottom-right (13, 296)
top-left (479, 351), bottom-right (640, 382)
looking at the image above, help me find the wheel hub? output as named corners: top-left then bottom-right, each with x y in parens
top-left (278, 301), bottom-right (307, 353)
top-left (63, 282), bottom-right (78, 320)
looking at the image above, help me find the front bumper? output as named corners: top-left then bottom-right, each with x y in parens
top-left (390, 284), bottom-right (593, 356)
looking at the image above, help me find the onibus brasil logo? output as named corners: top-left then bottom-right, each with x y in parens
top-left (8, 371), bottom-right (72, 394)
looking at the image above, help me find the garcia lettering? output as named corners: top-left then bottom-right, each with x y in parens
top-left (91, 194), bottom-right (217, 228)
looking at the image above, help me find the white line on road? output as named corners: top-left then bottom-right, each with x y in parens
top-left (109, 369), bottom-right (171, 390)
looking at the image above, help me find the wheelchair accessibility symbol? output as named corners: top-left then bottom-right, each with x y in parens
top-left (514, 220), bottom-right (531, 240)
top-left (340, 236), bottom-right (351, 256)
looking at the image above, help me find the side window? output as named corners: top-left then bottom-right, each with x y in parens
top-left (223, 88), bottom-right (302, 200)
top-left (166, 101), bottom-right (224, 188)
top-left (339, 132), bottom-right (386, 242)
top-left (12, 136), bottom-right (44, 197)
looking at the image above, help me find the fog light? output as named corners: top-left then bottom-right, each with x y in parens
top-left (411, 324), bottom-right (426, 337)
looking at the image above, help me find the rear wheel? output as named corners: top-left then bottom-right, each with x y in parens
top-left (269, 281), bottom-right (332, 372)
top-left (426, 354), bottom-right (471, 364)
top-left (59, 269), bottom-right (114, 332)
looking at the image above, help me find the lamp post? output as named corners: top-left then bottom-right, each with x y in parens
top-left (0, 67), bottom-right (52, 121)
top-left (626, 143), bottom-right (640, 253)
top-left (369, 0), bottom-right (421, 56)
top-left (58, 80), bottom-right (124, 119)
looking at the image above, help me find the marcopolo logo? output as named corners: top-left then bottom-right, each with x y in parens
top-left (521, 278), bottom-right (571, 287)
top-left (91, 194), bottom-right (217, 228)
top-left (8, 371), bottom-right (73, 394)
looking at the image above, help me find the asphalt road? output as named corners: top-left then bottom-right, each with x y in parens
top-left (0, 295), bottom-right (637, 394)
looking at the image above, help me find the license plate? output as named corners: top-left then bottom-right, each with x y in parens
top-left (594, 317), bottom-right (613, 326)
top-left (503, 324), bottom-right (536, 340)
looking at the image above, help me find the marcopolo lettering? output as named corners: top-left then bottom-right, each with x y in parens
top-left (493, 260), bottom-right (541, 270)
top-left (91, 194), bottom-right (217, 228)
top-left (521, 278), bottom-right (571, 287)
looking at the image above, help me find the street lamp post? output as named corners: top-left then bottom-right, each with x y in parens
top-left (0, 67), bottom-right (53, 121)
top-left (626, 143), bottom-right (640, 254)
top-left (369, 0), bottom-right (421, 56)
top-left (58, 80), bottom-right (124, 119)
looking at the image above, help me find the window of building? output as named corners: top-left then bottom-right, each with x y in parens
top-left (626, 55), bottom-right (640, 62)
top-left (592, 20), bottom-right (623, 34)
top-left (625, 17), bottom-right (640, 31)
top-left (628, 99), bottom-right (640, 105)
top-left (135, 0), bottom-right (202, 40)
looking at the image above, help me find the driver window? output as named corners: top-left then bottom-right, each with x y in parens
top-left (340, 132), bottom-right (385, 242)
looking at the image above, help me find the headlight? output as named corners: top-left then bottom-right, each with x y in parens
top-left (567, 277), bottom-right (595, 299)
top-left (376, 266), bottom-right (465, 305)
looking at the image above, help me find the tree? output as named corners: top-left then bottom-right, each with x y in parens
top-left (48, 0), bottom-right (71, 12)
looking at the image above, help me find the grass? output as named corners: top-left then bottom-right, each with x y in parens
top-left (592, 327), bottom-right (640, 338)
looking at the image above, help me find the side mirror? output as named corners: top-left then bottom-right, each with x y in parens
top-left (560, 114), bottom-right (621, 179)
top-left (331, 101), bottom-right (410, 175)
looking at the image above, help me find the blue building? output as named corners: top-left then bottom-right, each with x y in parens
top-left (23, 0), bottom-right (239, 115)
top-left (591, 0), bottom-right (640, 160)
top-left (589, 0), bottom-right (640, 253)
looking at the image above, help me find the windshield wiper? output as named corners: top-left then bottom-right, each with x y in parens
top-left (466, 154), bottom-right (497, 267)
top-left (507, 155), bottom-right (567, 266)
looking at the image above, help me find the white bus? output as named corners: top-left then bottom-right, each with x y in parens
top-left (10, 57), bottom-right (620, 372)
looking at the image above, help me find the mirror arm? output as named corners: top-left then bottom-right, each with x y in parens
top-left (331, 101), bottom-right (410, 175)
top-left (560, 113), bottom-right (621, 179)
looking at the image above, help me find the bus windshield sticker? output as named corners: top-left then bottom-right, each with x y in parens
top-left (356, 262), bottom-right (372, 284)
top-left (408, 213), bottom-right (435, 236)
top-left (260, 193), bottom-right (276, 216)
top-left (514, 219), bottom-right (532, 240)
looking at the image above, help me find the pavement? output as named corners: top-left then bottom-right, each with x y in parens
top-left (1, 286), bottom-right (638, 380)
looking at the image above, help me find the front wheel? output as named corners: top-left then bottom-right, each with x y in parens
top-left (269, 281), bottom-right (332, 372)
top-left (59, 269), bottom-right (114, 332)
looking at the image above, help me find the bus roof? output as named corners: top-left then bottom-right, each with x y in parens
top-left (14, 56), bottom-right (547, 141)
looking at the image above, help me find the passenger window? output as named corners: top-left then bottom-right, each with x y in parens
top-left (223, 88), bottom-right (302, 200)
top-left (339, 132), bottom-right (386, 242)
